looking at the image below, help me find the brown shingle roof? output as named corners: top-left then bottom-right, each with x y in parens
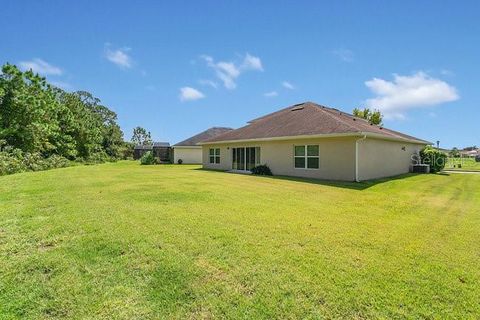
top-left (202, 102), bottom-right (429, 144)
top-left (174, 127), bottom-right (234, 146)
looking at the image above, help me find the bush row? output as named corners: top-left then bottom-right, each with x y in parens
top-left (0, 148), bottom-right (73, 176)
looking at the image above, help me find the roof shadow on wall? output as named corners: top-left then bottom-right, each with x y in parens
top-left (194, 168), bottom-right (430, 191)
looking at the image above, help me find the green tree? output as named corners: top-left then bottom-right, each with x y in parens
top-left (353, 107), bottom-right (383, 126)
top-left (0, 64), bottom-right (73, 157)
top-left (0, 63), bottom-right (124, 164)
top-left (131, 126), bottom-right (152, 146)
top-left (449, 147), bottom-right (460, 158)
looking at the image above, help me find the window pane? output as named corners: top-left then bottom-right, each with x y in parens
top-left (307, 145), bottom-right (319, 156)
top-left (295, 157), bottom-right (305, 168)
top-left (255, 147), bottom-right (261, 164)
top-left (215, 148), bottom-right (220, 156)
top-left (295, 146), bottom-right (305, 156)
top-left (209, 148), bottom-right (214, 156)
top-left (307, 157), bottom-right (319, 169)
top-left (209, 156), bottom-right (215, 163)
top-left (215, 156), bottom-right (220, 164)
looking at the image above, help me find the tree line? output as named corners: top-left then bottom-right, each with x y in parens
top-left (0, 63), bottom-right (133, 174)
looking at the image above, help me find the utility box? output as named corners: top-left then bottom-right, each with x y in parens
top-left (411, 164), bottom-right (430, 173)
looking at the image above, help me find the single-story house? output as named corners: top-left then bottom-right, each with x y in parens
top-left (460, 149), bottom-right (478, 158)
top-left (173, 127), bottom-right (233, 164)
top-left (199, 102), bottom-right (431, 181)
top-left (134, 142), bottom-right (171, 162)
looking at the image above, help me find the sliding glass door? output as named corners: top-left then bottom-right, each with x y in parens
top-left (232, 147), bottom-right (260, 171)
top-left (232, 147), bottom-right (245, 170)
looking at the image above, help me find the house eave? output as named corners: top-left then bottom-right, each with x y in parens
top-left (198, 132), bottom-right (430, 146)
top-left (172, 145), bottom-right (202, 149)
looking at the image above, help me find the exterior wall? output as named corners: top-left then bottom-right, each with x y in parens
top-left (173, 147), bottom-right (202, 164)
top-left (202, 137), bottom-right (356, 181)
top-left (357, 138), bottom-right (424, 181)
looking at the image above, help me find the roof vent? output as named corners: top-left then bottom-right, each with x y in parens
top-left (291, 106), bottom-right (304, 111)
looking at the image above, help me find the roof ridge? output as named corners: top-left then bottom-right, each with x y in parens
top-left (247, 102), bottom-right (312, 123)
top-left (311, 104), bottom-right (362, 133)
top-left (210, 126), bottom-right (234, 129)
top-left (309, 103), bottom-right (420, 141)
top-left (319, 106), bottom-right (421, 141)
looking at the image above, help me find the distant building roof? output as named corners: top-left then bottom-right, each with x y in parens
top-left (153, 142), bottom-right (170, 147)
top-left (174, 127), bottom-right (234, 146)
top-left (134, 142), bottom-right (170, 149)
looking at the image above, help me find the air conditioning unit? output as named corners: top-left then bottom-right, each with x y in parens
top-left (411, 164), bottom-right (430, 173)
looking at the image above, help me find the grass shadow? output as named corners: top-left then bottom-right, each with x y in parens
top-left (193, 168), bottom-right (421, 191)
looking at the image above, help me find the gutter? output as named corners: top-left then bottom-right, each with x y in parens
top-left (172, 145), bottom-right (202, 149)
top-left (355, 134), bottom-right (367, 182)
top-left (198, 132), bottom-right (429, 146)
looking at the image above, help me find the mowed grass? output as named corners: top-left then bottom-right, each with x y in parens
top-left (0, 162), bottom-right (479, 319)
top-left (446, 157), bottom-right (480, 171)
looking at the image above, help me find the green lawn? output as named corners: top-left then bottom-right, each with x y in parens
top-left (445, 157), bottom-right (480, 171)
top-left (1, 162), bottom-right (479, 319)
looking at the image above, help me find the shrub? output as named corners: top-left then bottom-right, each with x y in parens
top-left (140, 151), bottom-right (156, 165)
top-left (177, 159), bottom-right (183, 164)
top-left (420, 146), bottom-right (447, 173)
top-left (121, 142), bottom-right (135, 160)
top-left (0, 150), bottom-right (26, 175)
top-left (0, 148), bottom-right (71, 176)
top-left (42, 155), bottom-right (71, 170)
top-left (251, 164), bottom-right (273, 176)
top-left (84, 152), bottom-right (110, 164)
top-left (476, 155), bottom-right (480, 163)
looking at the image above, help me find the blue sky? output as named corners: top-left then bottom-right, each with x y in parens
top-left (2, 1), bottom-right (479, 148)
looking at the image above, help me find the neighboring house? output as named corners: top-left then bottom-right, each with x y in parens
top-left (173, 127), bottom-right (233, 164)
top-left (460, 150), bottom-right (478, 158)
top-left (134, 142), bottom-right (171, 162)
top-left (199, 102), bottom-right (430, 181)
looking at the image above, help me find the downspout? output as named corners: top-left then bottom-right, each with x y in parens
top-left (355, 134), bottom-right (367, 182)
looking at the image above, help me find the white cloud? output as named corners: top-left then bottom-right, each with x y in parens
top-left (105, 44), bottom-right (132, 68)
top-left (199, 79), bottom-right (218, 89)
top-left (201, 53), bottom-right (263, 89)
top-left (365, 72), bottom-right (459, 120)
top-left (282, 81), bottom-right (295, 90)
top-left (241, 53), bottom-right (263, 71)
top-left (179, 87), bottom-right (205, 102)
top-left (19, 58), bottom-right (63, 75)
top-left (332, 49), bottom-right (354, 62)
top-left (264, 91), bottom-right (278, 97)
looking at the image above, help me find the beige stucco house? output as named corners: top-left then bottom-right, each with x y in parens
top-left (173, 127), bottom-right (232, 164)
top-left (198, 102), bottom-right (430, 181)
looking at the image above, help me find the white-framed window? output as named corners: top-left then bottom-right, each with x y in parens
top-left (294, 145), bottom-right (319, 169)
top-left (209, 148), bottom-right (220, 164)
